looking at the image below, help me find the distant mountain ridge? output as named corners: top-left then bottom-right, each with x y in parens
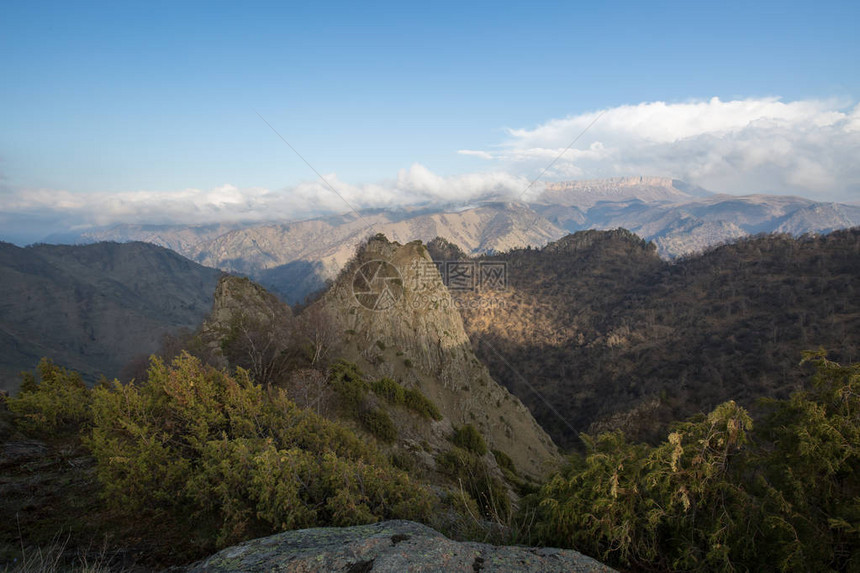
top-left (51, 177), bottom-right (860, 304)
top-left (539, 176), bottom-right (711, 209)
top-left (0, 241), bottom-right (222, 393)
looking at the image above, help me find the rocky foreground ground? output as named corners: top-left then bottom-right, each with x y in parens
top-left (189, 520), bottom-right (615, 573)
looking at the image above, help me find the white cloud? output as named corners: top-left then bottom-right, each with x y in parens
top-left (4, 96), bottom-right (859, 244)
top-left (0, 165), bottom-right (531, 242)
top-left (461, 97), bottom-right (860, 199)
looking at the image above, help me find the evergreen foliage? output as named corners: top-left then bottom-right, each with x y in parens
top-left (367, 374), bottom-right (442, 420)
top-left (360, 408), bottom-right (397, 442)
top-left (532, 353), bottom-right (860, 572)
top-left (8, 353), bottom-right (432, 550)
top-left (452, 424), bottom-right (488, 455)
top-left (403, 387), bottom-right (442, 420)
top-left (8, 358), bottom-right (91, 435)
top-left (437, 447), bottom-right (511, 522)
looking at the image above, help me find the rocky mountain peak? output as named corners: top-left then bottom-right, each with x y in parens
top-left (319, 235), bottom-right (560, 478)
top-left (205, 275), bottom-right (292, 331)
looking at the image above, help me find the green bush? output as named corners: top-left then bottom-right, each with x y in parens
top-left (370, 377), bottom-right (442, 421)
top-left (491, 449), bottom-right (517, 476)
top-left (437, 447), bottom-right (510, 521)
top-left (85, 352), bottom-right (431, 548)
top-left (371, 377), bottom-right (405, 404)
top-left (361, 408), bottom-right (397, 442)
top-left (404, 388), bottom-right (442, 420)
top-left (532, 353), bottom-right (860, 572)
top-left (328, 360), bottom-right (369, 415)
top-left (452, 424), bottom-right (487, 455)
top-left (8, 358), bottom-right (92, 435)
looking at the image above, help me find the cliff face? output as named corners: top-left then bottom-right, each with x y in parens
top-left (318, 236), bottom-right (559, 478)
top-left (197, 275), bottom-right (295, 371)
top-left (202, 276), bottom-right (292, 337)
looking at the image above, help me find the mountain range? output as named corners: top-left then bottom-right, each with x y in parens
top-left (55, 177), bottom-right (860, 304)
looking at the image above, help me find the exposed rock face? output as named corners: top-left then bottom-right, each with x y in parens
top-left (193, 240), bottom-right (558, 479)
top-left (205, 275), bottom-right (293, 328)
top-left (197, 275), bottom-right (296, 370)
top-left (318, 237), bottom-right (559, 479)
top-left (189, 520), bottom-right (616, 573)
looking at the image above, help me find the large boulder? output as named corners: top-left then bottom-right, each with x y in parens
top-left (189, 520), bottom-right (615, 573)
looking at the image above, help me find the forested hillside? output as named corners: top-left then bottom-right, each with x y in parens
top-left (440, 228), bottom-right (860, 448)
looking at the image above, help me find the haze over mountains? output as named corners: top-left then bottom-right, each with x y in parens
top-left (48, 177), bottom-right (860, 304)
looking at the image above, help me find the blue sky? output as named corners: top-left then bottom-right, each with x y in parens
top-left (1, 0), bottom-right (859, 241)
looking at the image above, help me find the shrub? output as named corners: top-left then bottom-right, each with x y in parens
top-left (8, 359), bottom-right (92, 435)
top-left (491, 449), bottom-right (517, 476)
top-left (403, 388), bottom-right (442, 420)
top-left (328, 360), bottom-right (369, 415)
top-left (436, 447), bottom-right (510, 521)
top-left (361, 408), bottom-right (397, 442)
top-left (86, 352), bottom-right (431, 548)
top-left (370, 377), bottom-right (442, 421)
top-left (370, 377), bottom-right (405, 404)
top-left (452, 424), bottom-right (487, 455)
top-left (532, 353), bottom-right (860, 572)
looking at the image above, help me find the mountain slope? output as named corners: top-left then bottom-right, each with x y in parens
top-left (316, 235), bottom-right (559, 478)
top-left (538, 176), bottom-right (708, 209)
top-left (441, 228), bottom-right (860, 449)
top-left (192, 237), bottom-right (560, 480)
top-left (0, 241), bottom-right (222, 393)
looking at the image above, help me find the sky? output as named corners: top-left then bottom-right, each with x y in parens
top-left (1, 0), bottom-right (859, 243)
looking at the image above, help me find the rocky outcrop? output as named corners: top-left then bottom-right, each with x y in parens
top-left (189, 520), bottom-right (616, 573)
top-left (199, 275), bottom-right (293, 345)
top-left (318, 236), bottom-right (560, 479)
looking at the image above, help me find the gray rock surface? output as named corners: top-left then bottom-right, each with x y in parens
top-left (189, 520), bottom-right (615, 573)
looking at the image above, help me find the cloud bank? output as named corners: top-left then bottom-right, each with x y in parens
top-left (0, 166), bottom-right (531, 244)
top-left (461, 97), bottom-right (860, 200)
top-left (3, 96), bottom-right (859, 244)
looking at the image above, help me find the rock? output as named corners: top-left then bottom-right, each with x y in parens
top-left (188, 520), bottom-right (616, 573)
top-left (318, 236), bottom-right (560, 479)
